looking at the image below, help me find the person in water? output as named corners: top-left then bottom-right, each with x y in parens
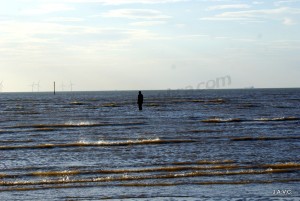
top-left (137, 91), bottom-right (144, 110)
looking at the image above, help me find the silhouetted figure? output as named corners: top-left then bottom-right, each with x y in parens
top-left (137, 91), bottom-right (144, 110)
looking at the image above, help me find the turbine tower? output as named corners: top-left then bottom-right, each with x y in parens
top-left (61, 82), bottom-right (65, 91)
top-left (35, 81), bottom-right (40, 92)
top-left (30, 82), bottom-right (35, 92)
top-left (69, 81), bottom-right (74, 92)
top-left (0, 81), bottom-right (3, 92)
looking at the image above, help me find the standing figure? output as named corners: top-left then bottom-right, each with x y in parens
top-left (137, 91), bottom-right (144, 111)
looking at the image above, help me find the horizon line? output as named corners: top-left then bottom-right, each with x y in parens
top-left (1, 87), bottom-right (300, 94)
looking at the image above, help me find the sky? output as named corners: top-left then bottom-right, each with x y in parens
top-left (0, 0), bottom-right (299, 92)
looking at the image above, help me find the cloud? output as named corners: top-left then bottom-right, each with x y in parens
top-left (175, 23), bottom-right (186, 28)
top-left (217, 7), bottom-right (300, 18)
top-left (252, 1), bottom-right (264, 5)
top-left (64, 0), bottom-right (188, 5)
top-left (175, 34), bottom-right (208, 40)
top-left (21, 4), bottom-right (74, 15)
top-left (0, 19), bottom-right (169, 59)
top-left (130, 21), bottom-right (167, 26)
top-left (283, 17), bottom-right (296, 25)
top-left (274, 0), bottom-right (300, 6)
top-left (207, 4), bottom-right (251, 11)
top-left (45, 17), bottom-right (85, 22)
top-left (0, 21), bottom-right (74, 38)
top-left (200, 7), bottom-right (300, 23)
top-left (272, 40), bottom-right (300, 50)
top-left (102, 9), bottom-right (171, 20)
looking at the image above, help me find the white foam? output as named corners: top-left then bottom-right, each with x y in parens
top-left (65, 121), bottom-right (94, 126)
top-left (254, 116), bottom-right (299, 121)
top-left (74, 138), bottom-right (162, 146)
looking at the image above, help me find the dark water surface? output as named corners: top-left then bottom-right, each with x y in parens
top-left (0, 89), bottom-right (299, 200)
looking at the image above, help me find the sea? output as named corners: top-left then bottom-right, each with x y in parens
top-left (0, 88), bottom-right (299, 201)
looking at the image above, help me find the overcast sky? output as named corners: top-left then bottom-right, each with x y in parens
top-left (0, 0), bottom-right (299, 92)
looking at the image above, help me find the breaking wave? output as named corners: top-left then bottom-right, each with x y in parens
top-left (11, 121), bottom-right (146, 129)
top-left (201, 116), bottom-right (299, 123)
top-left (202, 118), bottom-right (242, 123)
top-left (254, 116), bottom-right (300, 121)
top-left (0, 138), bottom-right (196, 150)
top-left (231, 136), bottom-right (300, 141)
top-left (1, 164), bottom-right (299, 187)
top-left (1, 160), bottom-right (299, 192)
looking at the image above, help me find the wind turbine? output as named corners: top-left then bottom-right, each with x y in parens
top-left (0, 81), bottom-right (3, 92)
top-left (30, 82), bottom-right (35, 92)
top-left (69, 81), bottom-right (74, 92)
top-left (61, 82), bottom-right (65, 91)
top-left (35, 81), bottom-right (40, 92)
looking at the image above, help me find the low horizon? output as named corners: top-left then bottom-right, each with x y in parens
top-left (1, 86), bottom-right (300, 94)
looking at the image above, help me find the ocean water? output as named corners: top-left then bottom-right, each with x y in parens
top-left (0, 89), bottom-right (299, 200)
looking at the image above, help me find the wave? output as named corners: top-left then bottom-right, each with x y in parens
top-left (2, 178), bottom-right (300, 192)
top-left (201, 116), bottom-right (299, 123)
top-left (0, 139), bottom-right (34, 143)
top-left (0, 164), bottom-right (241, 179)
top-left (171, 99), bottom-right (226, 104)
top-left (65, 121), bottom-right (96, 126)
top-left (238, 103), bottom-right (260, 108)
top-left (31, 170), bottom-right (81, 177)
top-left (121, 178), bottom-right (300, 187)
top-left (190, 99), bottom-right (226, 103)
top-left (188, 130), bottom-right (223, 133)
top-left (16, 111), bottom-right (40, 115)
top-left (70, 101), bottom-right (86, 105)
top-left (202, 118), bottom-right (242, 123)
top-left (101, 103), bottom-right (120, 107)
top-left (5, 162), bottom-right (298, 179)
top-left (0, 161), bottom-right (300, 178)
top-left (254, 116), bottom-right (299, 121)
top-left (231, 136), bottom-right (300, 141)
top-left (33, 128), bottom-right (56, 132)
top-left (11, 121), bottom-right (146, 129)
top-left (0, 138), bottom-right (196, 150)
top-left (145, 103), bottom-right (160, 107)
top-left (173, 160), bottom-right (235, 165)
top-left (207, 99), bottom-right (226, 103)
top-left (0, 162), bottom-right (242, 179)
top-left (261, 162), bottom-right (300, 169)
top-left (1, 167), bottom-right (298, 187)
top-left (1, 161), bottom-right (299, 192)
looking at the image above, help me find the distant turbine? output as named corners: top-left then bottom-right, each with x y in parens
top-left (30, 82), bottom-right (35, 92)
top-left (0, 81), bottom-right (3, 92)
top-left (35, 81), bottom-right (40, 92)
top-left (69, 81), bottom-right (74, 92)
top-left (61, 82), bottom-right (65, 91)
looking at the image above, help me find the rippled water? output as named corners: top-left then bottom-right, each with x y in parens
top-left (0, 89), bottom-right (299, 200)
